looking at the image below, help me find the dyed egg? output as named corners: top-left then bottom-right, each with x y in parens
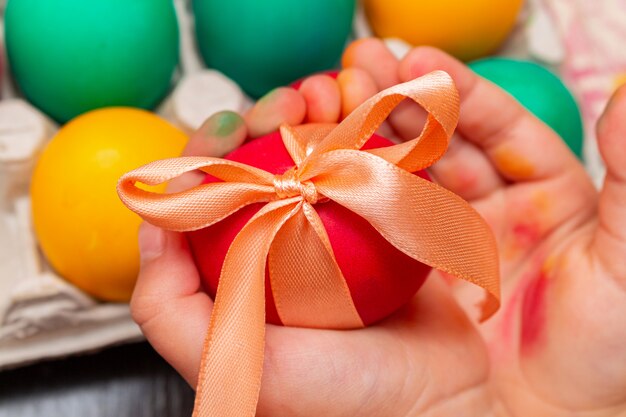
top-left (187, 131), bottom-right (431, 326)
top-left (193, 0), bottom-right (355, 98)
top-left (0, 45), bottom-right (3, 91)
top-left (31, 108), bottom-right (187, 301)
top-left (5, 0), bottom-right (179, 123)
top-left (363, 0), bottom-right (523, 61)
top-left (470, 58), bottom-right (584, 158)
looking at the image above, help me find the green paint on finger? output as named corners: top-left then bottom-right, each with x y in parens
top-left (214, 111), bottom-right (244, 137)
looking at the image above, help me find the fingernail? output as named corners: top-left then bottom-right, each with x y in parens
top-left (138, 223), bottom-right (165, 263)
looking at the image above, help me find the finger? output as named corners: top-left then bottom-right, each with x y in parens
top-left (186, 111), bottom-right (247, 157)
top-left (168, 111), bottom-right (247, 193)
top-left (132, 223), bottom-right (212, 386)
top-left (245, 87), bottom-right (306, 138)
top-left (375, 121), bottom-right (398, 142)
top-left (337, 68), bottom-right (379, 119)
top-left (387, 99), bottom-right (429, 141)
top-left (342, 43), bottom-right (429, 141)
top-left (592, 84), bottom-right (626, 279)
top-left (399, 47), bottom-right (585, 183)
top-left (430, 134), bottom-right (505, 201)
top-left (299, 74), bottom-right (342, 123)
top-left (342, 38), bottom-right (401, 89)
top-left (341, 38), bottom-right (427, 140)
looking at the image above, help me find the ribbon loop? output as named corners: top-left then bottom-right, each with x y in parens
top-left (117, 157), bottom-right (277, 231)
top-left (299, 70), bottom-right (459, 178)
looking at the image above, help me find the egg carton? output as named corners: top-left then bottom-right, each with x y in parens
top-left (0, 0), bottom-right (609, 370)
top-left (0, 0), bottom-right (255, 370)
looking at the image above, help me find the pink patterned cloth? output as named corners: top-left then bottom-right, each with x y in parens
top-left (543, 0), bottom-right (626, 181)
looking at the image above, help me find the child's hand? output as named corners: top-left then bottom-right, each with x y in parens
top-left (130, 39), bottom-right (626, 416)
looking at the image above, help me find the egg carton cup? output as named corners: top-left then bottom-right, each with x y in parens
top-left (0, 0), bottom-right (609, 370)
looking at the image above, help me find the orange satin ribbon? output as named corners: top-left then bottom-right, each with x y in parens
top-left (117, 71), bottom-right (500, 417)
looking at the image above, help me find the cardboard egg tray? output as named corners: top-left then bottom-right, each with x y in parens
top-left (0, 0), bottom-right (608, 370)
top-left (0, 0), bottom-right (255, 370)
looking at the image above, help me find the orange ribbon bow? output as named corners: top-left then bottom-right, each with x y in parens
top-left (117, 71), bottom-right (500, 417)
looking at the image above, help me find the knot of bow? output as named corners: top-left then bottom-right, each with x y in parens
top-left (117, 71), bottom-right (500, 417)
top-left (273, 167), bottom-right (320, 204)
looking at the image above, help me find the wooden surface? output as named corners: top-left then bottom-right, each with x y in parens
top-left (0, 342), bottom-right (195, 417)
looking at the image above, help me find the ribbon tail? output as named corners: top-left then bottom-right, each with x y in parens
top-left (192, 198), bottom-right (301, 417)
top-left (313, 151), bottom-right (501, 320)
top-left (268, 203), bottom-right (364, 329)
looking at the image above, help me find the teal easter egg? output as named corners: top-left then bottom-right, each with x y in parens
top-left (193, 0), bottom-right (355, 98)
top-left (5, 0), bottom-right (179, 123)
top-left (469, 58), bottom-right (584, 159)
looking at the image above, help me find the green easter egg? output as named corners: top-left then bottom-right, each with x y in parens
top-left (469, 58), bottom-right (584, 159)
top-left (193, 0), bottom-right (355, 98)
top-left (5, 0), bottom-right (179, 123)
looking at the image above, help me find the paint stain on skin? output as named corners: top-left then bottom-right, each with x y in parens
top-left (493, 147), bottom-right (535, 179)
top-left (512, 222), bottom-right (542, 247)
top-left (498, 278), bottom-right (524, 353)
top-left (503, 191), bottom-right (551, 259)
top-left (499, 255), bottom-right (562, 357)
top-left (499, 254), bottom-right (549, 341)
top-left (499, 258), bottom-right (540, 344)
top-left (531, 190), bottom-right (551, 213)
top-left (520, 271), bottom-right (550, 354)
top-left (214, 111), bottom-right (244, 137)
top-left (503, 221), bottom-right (542, 260)
top-left (258, 87), bottom-right (281, 106)
top-left (519, 254), bottom-right (562, 354)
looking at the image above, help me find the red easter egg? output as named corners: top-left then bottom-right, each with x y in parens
top-left (186, 131), bottom-right (432, 326)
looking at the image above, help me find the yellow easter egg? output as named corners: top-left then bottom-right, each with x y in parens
top-left (31, 108), bottom-right (187, 301)
top-left (363, 0), bottom-right (524, 61)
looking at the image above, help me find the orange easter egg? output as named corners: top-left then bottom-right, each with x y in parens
top-left (363, 0), bottom-right (524, 61)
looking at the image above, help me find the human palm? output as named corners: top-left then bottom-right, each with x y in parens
top-left (132, 41), bottom-right (626, 416)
